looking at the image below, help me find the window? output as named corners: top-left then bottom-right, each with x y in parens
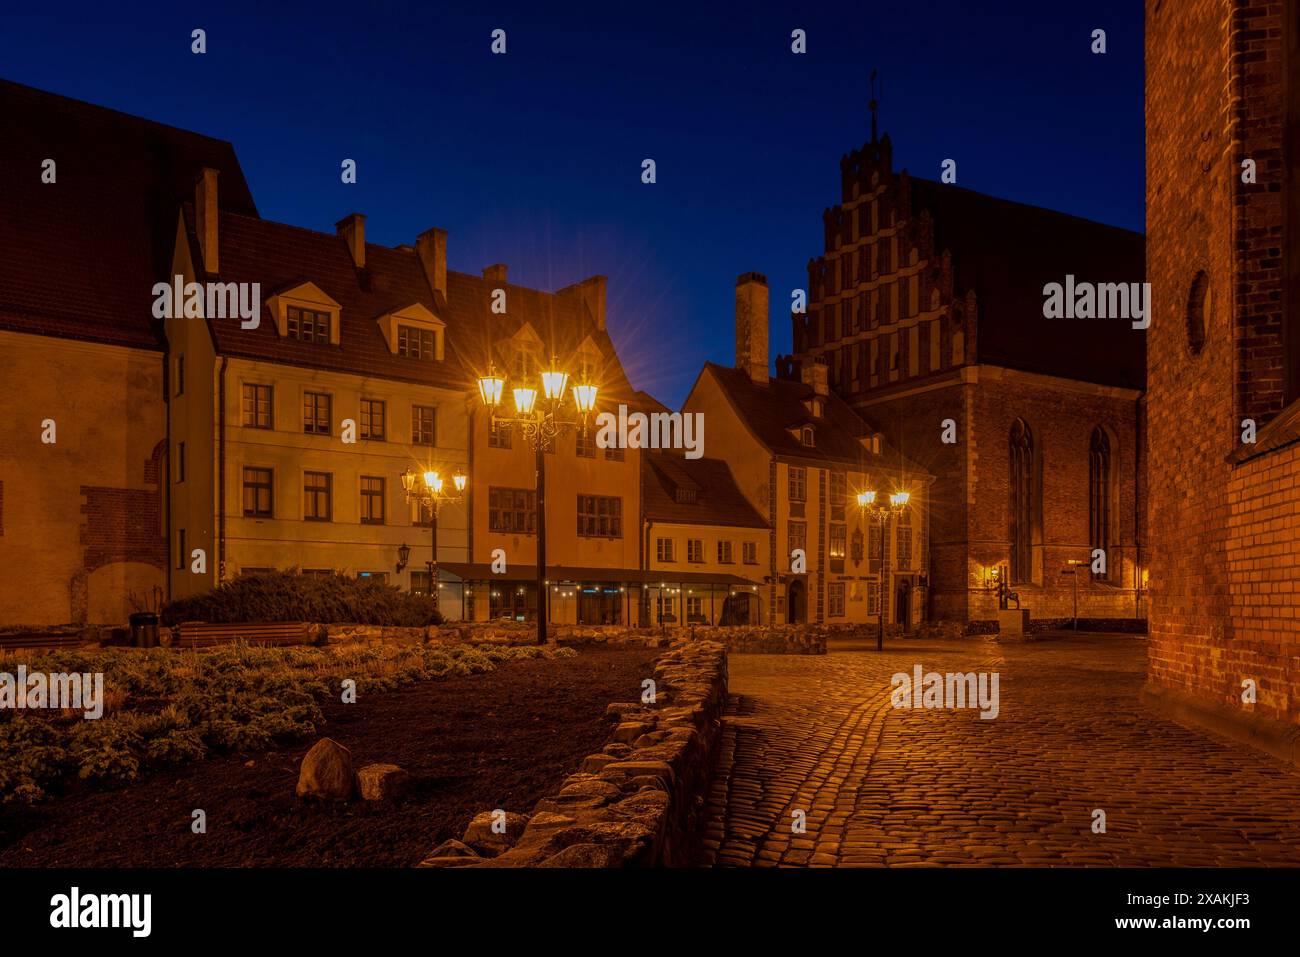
top-left (788, 466), bottom-right (807, 502)
top-left (675, 487), bottom-right (697, 504)
top-left (357, 571), bottom-right (388, 583)
top-left (742, 541), bottom-right (758, 565)
top-left (175, 354), bottom-right (184, 397)
top-left (788, 521), bottom-right (806, 555)
top-left (397, 324), bottom-right (436, 360)
top-left (687, 596), bottom-right (704, 619)
top-left (242, 384), bottom-right (273, 429)
top-left (361, 476), bottom-right (385, 525)
top-left (177, 528), bottom-right (186, 571)
top-left (413, 498), bottom-right (435, 527)
top-left (489, 487), bottom-right (536, 533)
top-left (175, 441), bottom-right (185, 483)
top-left (828, 582), bottom-right (845, 617)
top-left (287, 305), bottom-right (330, 343)
top-left (717, 540), bottom-right (734, 564)
top-left (868, 521), bottom-right (883, 574)
top-left (304, 392), bottom-right (331, 435)
top-left (410, 571), bottom-right (432, 596)
top-left (1186, 271), bottom-right (1208, 356)
top-left (829, 472), bottom-right (846, 507)
top-left (489, 420), bottom-right (512, 449)
top-left (867, 581), bottom-right (880, 616)
top-left (577, 495), bottom-right (621, 538)
top-left (513, 350), bottom-right (536, 380)
top-left (687, 539), bottom-right (703, 563)
top-left (801, 427), bottom-right (815, 447)
top-left (604, 446), bottom-right (625, 461)
top-left (301, 568), bottom-right (334, 577)
top-left (304, 471), bottom-right (332, 521)
top-left (360, 399), bottom-right (385, 441)
top-left (829, 524), bottom-right (846, 559)
top-left (895, 508), bottom-right (912, 569)
top-left (240, 567), bottom-right (273, 577)
top-left (1009, 418), bottom-right (1035, 584)
top-left (656, 537), bottom-right (675, 562)
top-left (242, 467), bottom-right (273, 517)
top-left (1089, 427), bottom-right (1113, 581)
top-left (412, 405), bottom-right (436, 445)
top-left (576, 427), bottom-right (597, 458)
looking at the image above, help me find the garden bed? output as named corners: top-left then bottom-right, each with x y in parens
top-left (0, 645), bottom-right (659, 867)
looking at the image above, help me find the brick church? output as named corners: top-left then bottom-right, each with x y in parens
top-left (1143, 0), bottom-right (1300, 747)
top-left (783, 116), bottom-right (1146, 627)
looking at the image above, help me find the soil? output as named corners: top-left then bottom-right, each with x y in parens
top-left (0, 645), bottom-right (658, 867)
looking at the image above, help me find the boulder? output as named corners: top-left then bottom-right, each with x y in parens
top-left (295, 738), bottom-right (355, 801)
top-left (355, 763), bottom-right (409, 801)
top-left (416, 839), bottom-right (481, 868)
top-left (462, 810), bottom-right (528, 855)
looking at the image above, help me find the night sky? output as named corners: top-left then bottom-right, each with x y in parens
top-left (1, 0), bottom-right (1143, 407)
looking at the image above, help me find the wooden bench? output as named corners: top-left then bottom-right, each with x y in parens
top-left (0, 632), bottom-right (88, 652)
top-left (168, 621), bottom-right (315, 649)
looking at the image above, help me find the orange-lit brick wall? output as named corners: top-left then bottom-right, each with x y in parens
top-left (1146, 0), bottom-right (1300, 724)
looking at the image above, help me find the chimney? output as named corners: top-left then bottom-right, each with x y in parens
top-left (482, 263), bottom-right (508, 283)
top-left (335, 213), bottom-right (366, 269)
top-left (558, 275), bottom-right (607, 330)
top-left (195, 168), bottom-right (220, 275)
top-left (415, 227), bottom-right (448, 300)
top-left (801, 358), bottom-right (829, 396)
top-left (735, 272), bottom-right (769, 384)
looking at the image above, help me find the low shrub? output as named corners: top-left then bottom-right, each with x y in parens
top-left (0, 640), bottom-right (574, 804)
top-left (159, 570), bottom-right (444, 627)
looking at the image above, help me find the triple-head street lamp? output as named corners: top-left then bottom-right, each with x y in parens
top-left (401, 466), bottom-right (467, 615)
top-left (477, 356), bottom-right (599, 644)
top-left (856, 488), bottom-right (910, 652)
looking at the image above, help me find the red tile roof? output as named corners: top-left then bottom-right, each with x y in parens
top-left (0, 79), bottom-right (257, 350)
top-left (191, 208), bottom-right (636, 395)
top-left (704, 362), bottom-right (929, 477)
top-left (908, 177), bottom-right (1146, 390)
top-left (642, 451), bottom-right (768, 528)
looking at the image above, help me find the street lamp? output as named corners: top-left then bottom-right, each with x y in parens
top-left (856, 487), bottom-right (910, 652)
top-left (477, 355), bottom-right (599, 644)
top-left (401, 466), bottom-right (467, 615)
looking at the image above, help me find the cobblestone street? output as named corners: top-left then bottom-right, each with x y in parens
top-left (697, 634), bottom-right (1300, 867)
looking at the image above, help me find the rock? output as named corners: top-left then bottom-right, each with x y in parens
top-left (538, 843), bottom-right (619, 867)
top-left (558, 779), bottom-right (624, 804)
top-left (463, 810), bottom-right (528, 855)
top-left (416, 839), bottom-right (481, 868)
top-left (295, 738), bottom-right (355, 801)
top-left (580, 753), bottom-right (619, 773)
top-left (355, 763), bottom-right (409, 801)
top-left (613, 721), bottom-right (654, 743)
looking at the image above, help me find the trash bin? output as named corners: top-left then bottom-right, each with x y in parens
top-left (129, 612), bottom-right (159, 648)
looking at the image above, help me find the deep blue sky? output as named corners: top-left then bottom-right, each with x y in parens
top-left (2, 0), bottom-right (1143, 407)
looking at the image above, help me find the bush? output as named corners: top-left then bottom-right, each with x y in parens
top-left (0, 639), bottom-right (575, 805)
top-left (160, 570), bottom-right (444, 627)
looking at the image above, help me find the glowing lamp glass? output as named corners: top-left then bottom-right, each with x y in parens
top-left (541, 368), bottom-right (569, 401)
top-left (890, 491), bottom-right (910, 509)
top-left (572, 383), bottom-right (598, 413)
top-left (513, 387), bottom-right (537, 415)
top-left (857, 490), bottom-right (876, 508)
top-left (477, 374), bottom-right (504, 407)
top-left (453, 472), bottom-right (467, 492)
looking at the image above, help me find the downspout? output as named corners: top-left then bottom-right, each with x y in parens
top-left (164, 349), bottom-right (173, 604)
top-left (218, 356), bottom-right (228, 584)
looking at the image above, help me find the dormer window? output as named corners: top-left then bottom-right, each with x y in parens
top-left (287, 306), bottom-right (330, 343)
top-left (675, 487), bottom-right (697, 505)
top-left (801, 426), bottom-right (815, 447)
top-left (397, 325), bottom-right (437, 360)
top-left (376, 302), bottom-right (445, 360)
top-left (804, 397), bottom-right (824, 418)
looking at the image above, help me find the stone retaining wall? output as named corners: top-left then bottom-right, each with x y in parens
top-left (419, 639), bottom-right (728, 868)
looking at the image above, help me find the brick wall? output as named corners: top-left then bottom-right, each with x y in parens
top-left (1146, 0), bottom-right (1300, 725)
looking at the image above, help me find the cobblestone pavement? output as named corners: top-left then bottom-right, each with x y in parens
top-left (696, 634), bottom-right (1300, 866)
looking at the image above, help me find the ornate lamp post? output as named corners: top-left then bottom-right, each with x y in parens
top-left (856, 488), bottom-right (910, 652)
top-left (476, 356), bottom-right (599, 644)
top-left (401, 466), bottom-right (467, 615)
